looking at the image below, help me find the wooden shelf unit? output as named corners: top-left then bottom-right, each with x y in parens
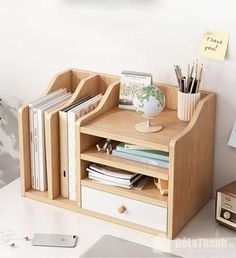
top-left (18, 69), bottom-right (216, 239)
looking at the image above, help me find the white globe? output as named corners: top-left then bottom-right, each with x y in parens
top-left (133, 86), bottom-right (165, 119)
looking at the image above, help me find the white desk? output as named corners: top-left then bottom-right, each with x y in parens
top-left (0, 179), bottom-right (235, 258)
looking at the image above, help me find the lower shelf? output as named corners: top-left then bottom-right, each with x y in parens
top-left (25, 189), bottom-right (77, 210)
top-left (81, 178), bottom-right (167, 208)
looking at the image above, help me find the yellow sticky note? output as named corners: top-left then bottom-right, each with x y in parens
top-left (199, 31), bottom-right (229, 60)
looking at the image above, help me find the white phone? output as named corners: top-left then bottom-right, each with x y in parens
top-left (32, 233), bottom-right (78, 248)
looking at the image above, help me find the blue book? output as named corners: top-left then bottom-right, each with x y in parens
top-left (112, 149), bottom-right (169, 169)
top-left (116, 143), bottom-right (169, 162)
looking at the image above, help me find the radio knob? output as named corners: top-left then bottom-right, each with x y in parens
top-left (223, 211), bottom-right (231, 220)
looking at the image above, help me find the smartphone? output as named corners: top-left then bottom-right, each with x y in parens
top-left (32, 233), bottom-right (78, 248)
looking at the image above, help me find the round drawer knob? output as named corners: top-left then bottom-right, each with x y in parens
top-left (223, 211), bottom-right (231, 220)
top-left (118, 205), bottom-right (126, 214)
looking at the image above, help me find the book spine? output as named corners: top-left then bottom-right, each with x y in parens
top-left (112, 150), bottom-right (169, 169)
top-left (116, 145), bottom-right (169, 162)
top-left (29, 105), bottom-right (35, 189)
top-left (59, 111), bottom-right (69, 198)
top-left (37, 109), bottom-right (47, 191)
top-left (33, 107), bottom-right (40, 190)
top-left (68, 112), bottom-right (76, 201)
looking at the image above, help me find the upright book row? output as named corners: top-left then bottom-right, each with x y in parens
top-left (29, 91), bottom-right (103, 200)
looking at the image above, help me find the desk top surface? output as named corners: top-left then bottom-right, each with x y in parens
top-left (0, 179), bottom-right (235, 258)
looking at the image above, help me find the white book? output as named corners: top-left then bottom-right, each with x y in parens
top-left (29, 88), bottom-right (67, 189)
top-left (68, 94), bottom-right (103, 201)
top-left (36, 93), bottom-right (71, 191)
top-left (29, 105), bottom-right (35, 189)
top-left (88, 174), bottom-right (132, 189)
top-left (87, 168), bottom-right (143, 186)
top-left (59, 96), bottom-right (92, 198)
top-left (89, 164), bottom-right (138, 180)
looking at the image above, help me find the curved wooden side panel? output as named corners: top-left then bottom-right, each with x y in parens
top-left (76, 81), bottom-right (120, 206)
top-left (43, 69), bottom-right (72, 95)
top-left (18, 105), bottom-right (31, 195)
top-left (43, 68), bottom-right (96, 96)
top-left (78, 82), bottom-right (120, 128)
top-left (168, 93), bottom-right (216, 239)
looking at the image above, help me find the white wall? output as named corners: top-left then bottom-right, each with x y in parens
top-left (0, 0), bottom-right (235, 191)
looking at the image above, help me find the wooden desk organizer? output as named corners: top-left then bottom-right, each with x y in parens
top-left (18, 69), bottom-right (216, 239)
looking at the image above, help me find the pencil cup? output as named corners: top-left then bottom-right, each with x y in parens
top-left (177, 91), bottom-right (200, 121)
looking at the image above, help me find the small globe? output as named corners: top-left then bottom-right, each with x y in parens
top-left (133, 85), bottom-right (165, 119)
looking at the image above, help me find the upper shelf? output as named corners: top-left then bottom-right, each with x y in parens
top-left (80, 107), bottom-right (188, 152)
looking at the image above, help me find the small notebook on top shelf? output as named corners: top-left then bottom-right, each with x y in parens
top-left (119, 71), bottom-right (152, 110)
top-left (86, 164), bottom-right (148, 190)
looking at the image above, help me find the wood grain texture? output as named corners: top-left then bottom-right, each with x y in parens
top-left (80, 107), bottom-right (188, 152)
top-left (18, 106), bottom-right (31, 195)
top-left (43, 68), bottom-right (95, 95)
top-left (167, 93), bottom-right (216, 239)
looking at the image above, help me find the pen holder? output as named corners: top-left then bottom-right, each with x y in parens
top-left (177, 91), bottom-right (200, 121)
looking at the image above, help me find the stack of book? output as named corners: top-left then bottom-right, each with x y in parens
top-left (87, 164), bottom-right (145, 189)
top-left (59, 94), bottom-right (103, 201)
top-left (112, 143), bottom-right (169, 169)
top-left (29, 88), bottom-right (72, 191)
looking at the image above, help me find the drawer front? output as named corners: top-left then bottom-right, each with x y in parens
top-left (81, 186), bottom-right (167, 232)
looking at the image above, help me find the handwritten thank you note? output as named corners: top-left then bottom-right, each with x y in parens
top-left (199, 31), bottom-right (229, 60)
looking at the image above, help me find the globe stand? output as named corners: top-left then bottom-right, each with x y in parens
top-left (135, 118), bottom-right (163, 133)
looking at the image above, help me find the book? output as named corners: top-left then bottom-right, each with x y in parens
top-left (123, 143), bottom-right (154, 150)
top-left (87, 168), bottom-right (143, 187)
top-left (29, 88), bottom-right (67, 190)
top-left (87, 164), bottom-right (144, 189)
top-left (86, 163), bottom-right (148, 190)
top-left (68, 94), bottom-right (103, 201)
top-left (112, 149), bottom-right (169, 169)
top-left (119, 71), bottom-right (152, 110)
top-left (59, 96), bottom-right (92, 198)
top-left (35, 92), bottom-right (72, 191)
top-left (116, 143), bottom-right (169, 162)
top-left (89, 164), bottom-right (138, 180)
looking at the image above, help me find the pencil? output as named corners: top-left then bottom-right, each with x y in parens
top-left (190, 74), bottom-right (196, 93)
top-left (174, 65), bottom-right (181, 90)
top-left (196, 65), bottom-right (203, 92)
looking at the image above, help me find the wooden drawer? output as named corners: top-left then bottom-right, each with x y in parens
top-left (81, 186), bottom-right (167, 232)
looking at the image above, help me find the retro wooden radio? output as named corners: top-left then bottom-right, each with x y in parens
top-left (216, 181), bottom-right (236, 231)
